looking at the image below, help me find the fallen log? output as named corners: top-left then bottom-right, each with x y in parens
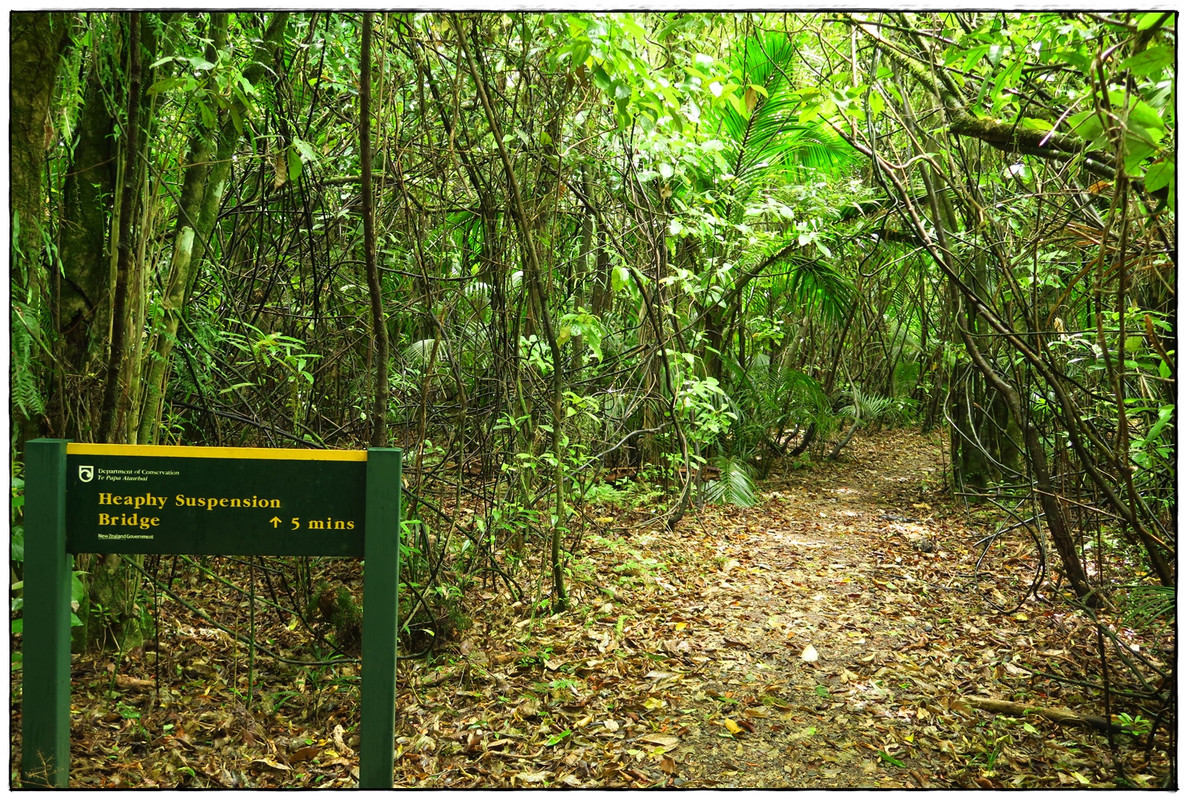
top-left (963, 696), bottom-right (1126, 735)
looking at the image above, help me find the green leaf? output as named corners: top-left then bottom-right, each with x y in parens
top-left (611, 265), bottom-right (630, 293)
top-left (1146, 403), bottom-right (1174, 444)
top-left (1020, 117), bottom-right (1052, 132)
top-left (147, 75), bottom-right (197, 96)
top-left (878, 750), bottom-right (906, 768)
top-left (868, 89), bottom-right (884, 118)
top-left (1067, 109), bottom-right (1104, 143)
top-left (569, 39), bottom-right (591, 68)
top-left (590, 65), bottom-right (612, 92)
top-left (198, 100), bottom-right (216, 131)
top-left (1119, 45), bottom-right (1173, 77)
top-left (1123, 96), bottom-right (1164, 133)
top-left (287, 147), bottom-right (302, 182)
top-left (1145, 159), bottom-right (1173, 192)
top-left (545, 729), bottom-right (572, 746)
top-left (1136, 12), bottom-right (1166, 31)
top-left (620, 17), bottom-right (646, 40)
top-left (11, 526), bottom-right (24, 562)
top-left (293, 137), bottom-right (317, 163)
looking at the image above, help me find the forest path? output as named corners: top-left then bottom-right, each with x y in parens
top-left (397, 428), bottom-right (1125, 789)
top-left (390, 428), bottom-right (1117, 789)
top-left (638, 429), bottom-right (958, 788)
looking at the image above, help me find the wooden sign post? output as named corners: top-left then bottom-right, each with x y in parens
top-left (20, 440), bottom-right (402, 788)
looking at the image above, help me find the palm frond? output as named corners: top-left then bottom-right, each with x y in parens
top-left (704, 455), bottom-right (758, 507)
top-left (1121, 585), bottom-right (1175, 629)
top-left (718, 31), bottom-right (854, 195)
top-left (403, 338), bottom-right (450, 369)
top-left (741, 241), bottom-right (853, 325)
top-left (779, 366), bottom-right (831, 417)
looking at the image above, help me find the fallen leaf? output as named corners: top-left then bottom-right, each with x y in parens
top-left (289, 746), bottom-right (319, 763)
top-left (115, 675), bottom-right (155, 690)
top-left (249, 758), bottom-right (290, 772)
top-left (640, 733), bottom-right (680, 750)
top-left (332, 724), bottom-right (354, 756)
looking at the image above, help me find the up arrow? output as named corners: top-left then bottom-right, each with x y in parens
top-left (269, 516), bottom-right (281, 528)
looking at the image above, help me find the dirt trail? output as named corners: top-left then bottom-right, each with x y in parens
top-left (641, 429), bottom-right (954, 788)
top-left (386, 428), bottom-right (1137, 789)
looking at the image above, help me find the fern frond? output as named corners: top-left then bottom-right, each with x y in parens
top-left (11, 306), bottom-right (46, 417)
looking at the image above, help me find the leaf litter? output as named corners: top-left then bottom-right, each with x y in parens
top-left (10, 430), bottom-right (1170, 787)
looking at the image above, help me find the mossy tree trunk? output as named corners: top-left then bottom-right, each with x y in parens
top-left (10, 12), bottom-right (70, 450)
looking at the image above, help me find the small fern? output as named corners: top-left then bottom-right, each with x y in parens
top-left (704, 456), bottom-right (758, 507)
top-left (11, 305), bottom-right (45, 417)
top-left (841, 387), bottom-right (913, 427)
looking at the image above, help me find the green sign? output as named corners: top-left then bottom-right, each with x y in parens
top-left (65, 444), bottom-right (367, 556)
top-left (21, 441), bottom-right (402, 789)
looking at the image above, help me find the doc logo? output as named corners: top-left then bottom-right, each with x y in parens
top-left (78, 465), bottom-right (95, 483)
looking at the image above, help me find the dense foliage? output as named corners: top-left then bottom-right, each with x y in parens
top-left (10, 11), bottom-right (1175, 785)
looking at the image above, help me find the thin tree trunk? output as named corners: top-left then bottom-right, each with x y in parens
top-left (361, 12), bottom-right (388, 447)
top-left (98, 12), bottom-right (141, 443)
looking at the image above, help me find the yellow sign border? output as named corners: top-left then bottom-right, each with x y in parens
top-left (65, 443), bottom-right (367, 461)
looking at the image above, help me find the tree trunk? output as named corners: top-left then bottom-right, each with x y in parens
top-left (53, 31), bottom-right (119, 439)
top-left (10, 12), bottom-right (70, 448)
top-left (98, 12), bottom-right (142, 443)
top-left (360, 12), bottom-right (389, 447)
